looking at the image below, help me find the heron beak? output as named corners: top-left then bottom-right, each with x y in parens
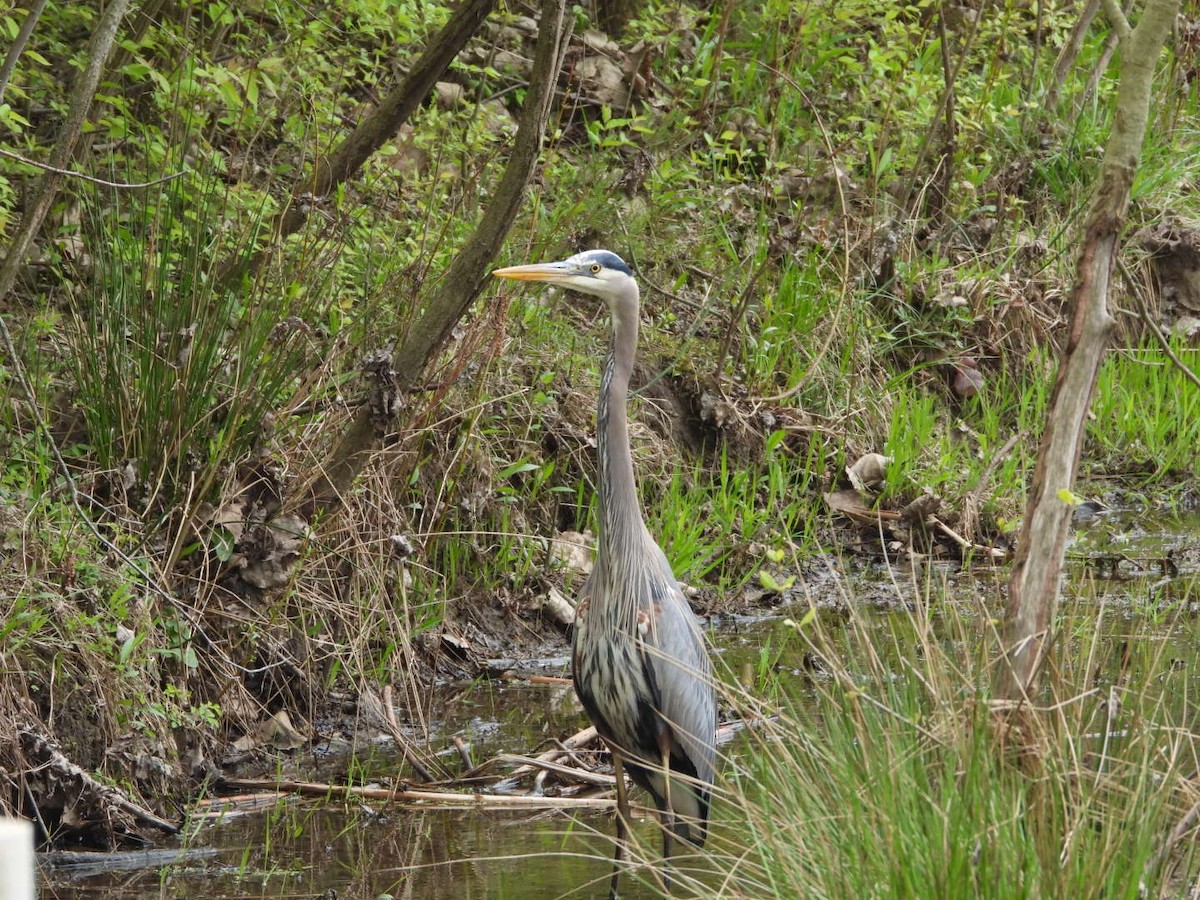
top-left (491, 261), bottom-right (572, 284)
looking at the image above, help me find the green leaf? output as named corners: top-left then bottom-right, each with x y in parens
top-left (497, 460), bottom-right (540, 479)
top-left (759, 570), bottom-right (784, 591)
top-left (211, 527), bottom-right (235, 562)
top-left (119, 631), bottom-right (137, 665)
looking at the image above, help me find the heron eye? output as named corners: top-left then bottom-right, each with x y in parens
top-left (590, 263), bottom-right (602, 274)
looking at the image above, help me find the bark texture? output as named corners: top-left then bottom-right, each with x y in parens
top-left (0, 0), bottom-right (132, 308)
top-left (997, 0), bottom-right (1181, 703)
top-left (217, 0), bottom-right (497, 289)
top-left (299, 0), bottom-right (571, 516)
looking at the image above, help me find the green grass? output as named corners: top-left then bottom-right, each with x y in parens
top-left (613, 586), bottom-right (1200, 900)
top-left (1088, 344), bottom-right (1200, 479)
top-left (4, 0), bottom-right (1200, 852)
top-left (64, 156), bottom-right (314, 511)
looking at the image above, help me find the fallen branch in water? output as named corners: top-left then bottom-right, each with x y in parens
top-left (380, 683), bottom-right (439, 783)
top-left (491, 724), bottom-right (599, 790)
top-left (211, 715), bottom-right (762, 821)
top-left (494, 754), bottom-right (618, 788)
top-left (19, 725), bottom-right (179, 840)
top-left (216, 777), bottom-right (615, 810)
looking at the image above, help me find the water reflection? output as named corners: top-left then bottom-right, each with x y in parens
top-left (43, 803), bottom-right (665, 899)
top-left (39, 509), bottom-right (1200, 899)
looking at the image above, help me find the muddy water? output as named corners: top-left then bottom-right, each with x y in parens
top-left (39, 510), bottom-right (1200, 900)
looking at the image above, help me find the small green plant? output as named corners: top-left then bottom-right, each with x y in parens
top-left (64, 154), bottom-right (315, 512)
top-left (1088, 343), bottom-right (1200, 478)
top-left (638, 581), bottom-right (1200, 899)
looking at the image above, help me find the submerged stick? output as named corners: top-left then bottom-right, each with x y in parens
top-left (381, 683), bottom-right (439, 783)
top-left (494, 754), bottom-right (618, 787)
top-left (492, 725), bottom-right (600, 789)
top-left (217, 778), bottom-right (616, 810)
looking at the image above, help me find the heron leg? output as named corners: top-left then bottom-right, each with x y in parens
top-left (659, 735), bottom-right (675, 893)
top-left (609, 753), bottom-right (631, 900)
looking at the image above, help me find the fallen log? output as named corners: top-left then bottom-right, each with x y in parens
top-left (216, 777), bottom-right (615, 810)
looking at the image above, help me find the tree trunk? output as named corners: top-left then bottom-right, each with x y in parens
top-left (0, 0), bottom-right (132, 308)
top-left (297, 0), bottom-right (571, 517)
top-left (217, 0), bottom-right (497, 290)
top-left (996, 0), bottom-right (1181, 705)
top-left (0, 0), bottom-right (49, 104)
top-left (595, 0), bottom-right (644, 37)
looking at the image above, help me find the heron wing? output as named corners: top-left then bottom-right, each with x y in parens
top-left (642, 577), bottom-right (716, 778)
top-left (638, 559), bottom-right (717, 840)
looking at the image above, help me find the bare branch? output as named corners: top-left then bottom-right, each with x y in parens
top-left (0, 0), bottom-right (48, 103)
top-left (1119, 257), bottom-right (1200, 391)
top-left (300, 0), bottom-right (571, 515)
top-left (0, 0), bottom-right (132, 306)
top-left (0, 146), bottom-right (184, 189)
top-left (1101, 0), bottom-right (1133, 38)
top-left (217, 0), bottom-right (497, 289)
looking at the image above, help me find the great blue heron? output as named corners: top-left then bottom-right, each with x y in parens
top-left (493, 250), bottom-right (717, 897)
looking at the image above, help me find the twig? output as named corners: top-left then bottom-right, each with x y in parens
top-left (381, 684), bottom-right (437, 783)
top-left (217, 777), bottom-right (616, 809)
top-left (0, 147), bottom-right (185, 189)
top-left (1148, 794), bottom-right (1200, 875)
top-left (111, 797), bottom-right (180, 837)
top-left (929, 0), bottom-right (958, 226)
top-left (715, 253), bottom-right (771, 376)
top-left (930, 517), bottom-right (1008, 561)
top-left (495, 754), bottom-right (617, 787)
top-left (1045, 0), bottom-right (1101, 113)
top-left (0, 0), bottom-right (132, 303)
top-left (728, 57), bottom-right (855, 405)
top-left (453, 736), bottom-right (473, 769)
top-left (492, 725), bottom-right (598, 788)
top-left (500, 674), bottom-right (572, 685)
top-left (903, 0), bottom-right (988, 218)
top-left (0, 0), bottom-right (48, 103)
top-left (960, 431), bottom-right (1024, 542)
top-left (190, 793), bottom-right (282, 811)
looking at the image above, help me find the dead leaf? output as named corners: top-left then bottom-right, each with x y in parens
top-left (576, 54), bottom-right (629, 110)
top-left (824, 488), bottom-right (895, 526)
top-left (255, 710), bottom-right (307, 751)
top-left (846, 453), bottom-right (889, 493)
top-left (228, 514), bottom-right (309, 590)
top-left (900, 493), bottom-right (942, 524)
top-left (542, 585), bottom-right (576, 626)
top-left (551, 531), bottom-right (593, 576)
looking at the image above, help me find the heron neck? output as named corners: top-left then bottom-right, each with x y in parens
top-left (596, 306), bottom-right (645, 556)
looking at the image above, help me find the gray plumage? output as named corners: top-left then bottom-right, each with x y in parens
top-left (493, 250), bottom-right (717, 897)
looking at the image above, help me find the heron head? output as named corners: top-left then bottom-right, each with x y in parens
top-left (492, 250), bottom-right (638, 312)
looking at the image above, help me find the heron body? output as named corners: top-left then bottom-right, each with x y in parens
top-left (493, 250), bottom-right (716, 896)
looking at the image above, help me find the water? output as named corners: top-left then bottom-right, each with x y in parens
top-left (38, 510), bottom-right (1200, 899)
